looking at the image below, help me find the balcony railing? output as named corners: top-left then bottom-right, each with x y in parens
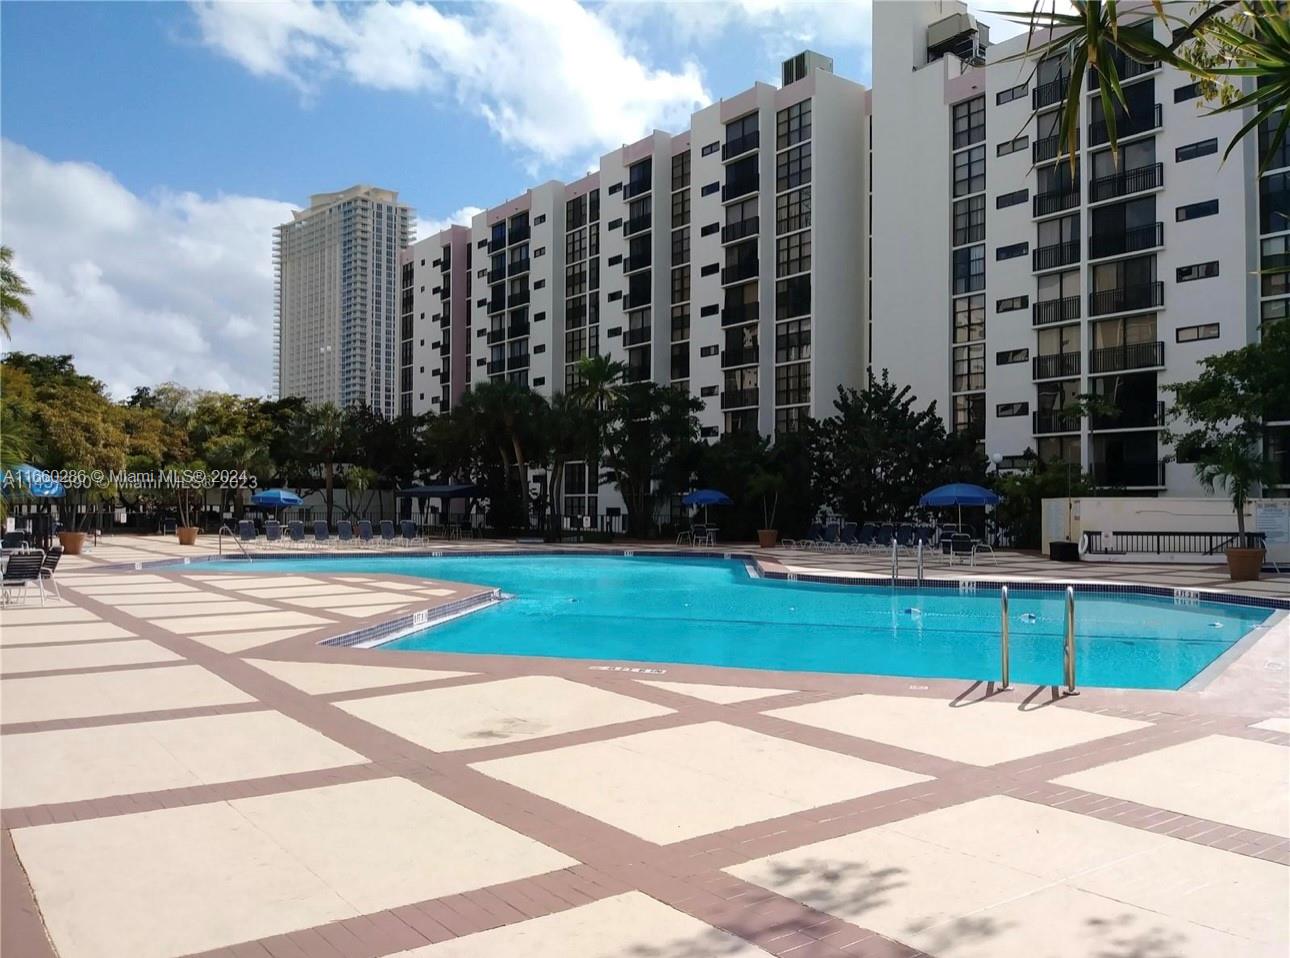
top-left (508, 224), bottom-right (530, 244)
top-left (720, 388), bottom-right (759, 410)
top-left (1033, 73), bottom-right (1068, 110)
top-left (624, 214), bottom-right (652, 236)
top-left (1033, 352), bottom-right (1081, 380)
top-left (1034, 134), bottom-right (1076, 163)
top-left (624, 291), bottom-right (651, 310)
top-left (507, 352), bottom-right (530, 371)
top-left (1089, 222), bottom-right (1163, 260)
top-left (1033, 240), bottom-right (1081, 271)
top-left (1091, 400), bottom-right (1166, 431)
top-left (506, 321), bottom-right (530, 339)
top-left (1089, 162), bottom-right (1163, 203)
top-left (486, 359), bottom-right (506, 375)
top-left (1089, 340), bottom-right (1164, 374)
top-left (508, 289), bottom-right (530, 307)
top-left (487, 328), bottom-right (506, 344)
top-left (721, 345), bottom-right (759, 368)
top-left (1032, 295), bottom-right (1081, 326)
top-left (438, 340), bottom-right (450, 355)
top-left (623, 179), bottom-right (651, 200)
top-left (721, 176), bottom-right (759, 202)
top-left (487, 296), bottom-right (506, 314)
top-left (623, 326), bottom-right (651, 346)
top-left (1033, 411), bottom-right (1081, 435)
top-left (1091, 459), bottom-right (1166, 488)
top-left (487, 235), bottom-right (506, 254)
top-left (487, 267), bottom-right (506, 284)
top-left (1089, 281), bottom-right (1163, 316)
top-left (1089, 103), bottom-right (1161, 146)
top-left (623, 253), bottom-right (651, 273)
top-left (508, 257), bottom-right (530, 276)
top-left (722, 217), bottom-right (759, 244)
top-left (721, 260), bottom-right (758, 285)
top-left (721, 302), bottom-right (759, 326)
top-left (1033, 188), bottom-right (1080, 218)
top-left (722, 130), bottom-right (760, 161)
top-left (1088, 54), bottom-right (1158, 89)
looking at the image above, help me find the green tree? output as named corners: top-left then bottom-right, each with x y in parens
top-left (537, 391), bottom-right (598, 539)
top-left (993, 455), bottom-right (1096, 548)
top-left (297, 402), bottom-right (345, 525)
top-left (0, 246), bottom-right (33, 340)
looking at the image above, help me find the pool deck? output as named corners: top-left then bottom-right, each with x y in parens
top-left (2, 534), bottom-right (1287, 958)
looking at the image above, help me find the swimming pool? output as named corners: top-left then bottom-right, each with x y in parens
top-left (176, 554), bottom-right (1273, 690)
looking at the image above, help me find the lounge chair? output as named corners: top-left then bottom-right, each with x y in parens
top-left (357, 519), bottom-right (375, 548)
top-left (399, 520), bottom-right (420, 547)
top-left (312, 520), bottom-right (331, 548)
top-left (856, 522), bottom-right (877, 551)
top-left (337, 520), bottom-right (355, 547)
top-left (286, 520), bottom-right (307, 548)
top-left (836, 522), bottom-right (860, 552)
top-left (2, 550), bottom-right (47, 605)
top-left (782, 523), bottom-right (822, 549)
top-left (39, 546), bottom-right (63, 601)
top-left (264, 521), bottom-right (283, 548)
top-left (237, 519), bottom-right (257, 544)
top-left (896, 523), bottom-right (917, 553)
top-left (875, 523), bottom-right (895, 549)
top-left (379, 520), bottom-right (398, 546)
top-left (816, 522), bottom-right (841, 551)
top-left (1, 531), bottom-right (30, 550)
top-left (946, 533), bottom-right (974, 566)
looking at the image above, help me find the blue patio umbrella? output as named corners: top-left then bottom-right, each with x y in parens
top-left (6, 464), bottom-right (65, 499)
top-left (251, 488), bottom-right (303, 519)
top-left (682, 488), bottom-right (733, 524)
top-left (918, 482), bottom-right (1000, 527)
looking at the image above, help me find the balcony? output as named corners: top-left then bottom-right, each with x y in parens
top-left (1032, 352), bottom-right (1081, 380)
top-left (1033, 240), bottom-right (1080, 272)
top-left (722, 217), bottom-right (759, 244)
top-left (488, 235), bottom-right (506, 254)
top-left (1089, 103), bottom-right (1161, 146)
top-left (508, 224), bottom-right (530, 244)
top-left (721, 176), bottom-right (759, 203)
top-left (721, 259), bottom-right (759, 285)
top-left (1033, 188), bottom-right (1080, 218)
top-left (1088, 53), bottom-right (1158, 89)
top-left (438, 340), bottom-right (451, 356)
top-left (1089, 222), bottom-right (1163, 260)
top-left (623, 326), bottom-right (651, 347)
top-left (721, 302), bottom-right (759, 327)
top-left (506, 321), bottom-right (530, 339)
top-left (1033, 134), bottom-right (1076, 164)
top-left (1091, 459), bottom-right (1166, 488)
top-left (623, 253), bottom-right (651, 273)
top-left (508, 257), bottom-right (530, 276)
top-left (487, 359), bottom-right (506, 375)
top-left (507, 352), bottom-right (530, 371)
top-left (623, 179), bottom-right (651, 200)
top-left (1089, 281), bottom-right (1163, 316)
top-left (624, 214), bottom-right (652, 236)
top-left (1089, 162), bottom-right (1163, 203)
top-left (487, 266), bottom-right (506, 284)
top-left (1089, 340), bottom-right (1164, 374)
top-left (487, 296), bottom-right (506, 315)
top-left (721, 345), bottom-right (759, 368)
top-left (1033, 73), bottom-right (1068, 110)
top-left (624, 291), bottom-right (651, 310)
top-left (1032, 295), bottom-right (1081, 327)
top-left (487, 328), bottom-right (505, 344)
top-left (721, 388), bottom-right (759, 410)
top-left (508, 288), bottom-right (530, 307)
top-left (1091, 400), bottom-right (1165, 431)
top-left (722, 130), bottom-right (760, 161)
top-left (1033, 411), bottom-right (1081, 435)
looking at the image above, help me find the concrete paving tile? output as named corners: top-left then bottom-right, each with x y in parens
top-left (1, 639), bottom-right (182, 675)
top-left (247, 659), bottom-right (472, 695)
top-left (187, 628), bottom-right (322, 653)
top-left (0, 664), bottom-right (255, 724)
top-left (637, 680), bottom-right (797, 704)
top-left (0, 606), bottom-right (101, 625)
top-left (1251, 717), bottom-right (1290, 734)
top-left (0, 622), bottom-right (136, 646)
top-left (152, 610), bottom-right (332, 634)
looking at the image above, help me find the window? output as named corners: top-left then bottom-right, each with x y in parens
top-left (700, 384), bottom-right (718, 396)
top-left (776, 143), bottom-right (811, 191)
top-left (1264, 236), bottom-right (1290, 296)
top-left (700, 222), bottom-right (720, 236)
top-left (775, 362), bottom-right (810, 405)
top-left (701, 141), bottom-right (720, 156)
top-left (671, 304), bottom-right (690, 342)
top-left (671, 226), bottom-right (690, 264)
top-left (726, 196), bottom-right (757, 229)
top-left (996, 82), bottom-right (1027, 105)
top-left (671, 343), bottom-right (690, 381)
top-left (671, 189), bottom-right (690, 228)
top-left (1177, 323), bottom-right (1220, 342)
top-left (1262, 171), bottom-right (1290, 233)
top-left (996, 348), bottom-right (1029, 365)
top-left (996, 189), bottom-right (1029, 209)
top-left (608, 217), bottom-right (622, 230)
top-left (1177, 199), bottom-right (1219, 221)
top-left (776, 231), bottom-right (811, 276)
top-left (952, 343), bottom-right (986, 392)
top-left (775, 406), bottom-right (807, 435)
top-left (996, 402), bottom-right (1029, 417)
top-left (608, 183), bottom-right (622, 194)
top-left (671, 266), bottom-right (691, 304)
top-left (997, 295), bottom-right (1029, 312)
top-left (565, 264), bottom-right (587, 296)
top-left (1174, 82), bottom-right (1200, 103)
top-left (953, 294), bottom-right (985, 343)
top-left (952, 246), bottom-right (985, 294)
top-left (996, 242), bottom-right (1029, 261)
top-left (533, 247), bottom-right (545, 257)
top-left (953, 195), bottom-right (985, 246)
top-left (1259, 111), bottom-right (1290, 172)
top-left (775, 318), bottom-right (811, 363)
top-left (777, 99), bottom-right (812, 149)
top-left (953, 145), bottom-right (986, 197)
top-left (700, 263), bottom-right (719, 276)
top-left (952, 96), bottom-right (986, 149)
top-left (776, 275), bottom-right (810, 319)
top-left (700, 303), bottom-right (718, 317)
top-left (725, 111), bottom-right (758, 143)
top-left (1176, 261), bottom-right (1219, 282)
top-left (997, 136), bottom-right (1028, 157)
top-left (671, 151), bottom-right (691, 190)
top-left (776, 187), bottom-right (811, 234)
top-left (1176, 138), bottom-right (1218, 162)
top-left (700, 182), bottom-right (720, 196)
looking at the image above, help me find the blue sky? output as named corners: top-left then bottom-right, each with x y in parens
top-left (0, 1), bottom-right (1025, 396)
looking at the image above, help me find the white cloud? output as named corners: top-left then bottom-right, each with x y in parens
top-left (0, 140), bottom-right (292, 399)
top-left (415, 205), bottom-right (483, 242)
top-left (191, 0), bottom-right (711, 167)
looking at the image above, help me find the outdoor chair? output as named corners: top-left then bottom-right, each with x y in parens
top-left (264, 521), bottom-right (282, 548)
top-left (972, 539), bottom-right (998, 565)
top-left (237, 519), bottom-right (257, 547)
top-left (1, 531), bottom-right (30, 551)
top-left (357, 520), bottom-right (375, 548)
top-left (782, 523), bottom-right (822, 549)
top-left (855, 522), bottom-right (877, 551)
top-left (3, 550), bottom-right (47, 606)
top-left (286, 521), bottom-right (307, 548)
top-left (817, 522), bottom-right (841, 551)
top-left (896, 523), bottom-right (917, 553)
top-left (337, 520), bottom-right (354, 547)
top-left (946, 533), bottom-right (975, 566)
top-left (312, 520), bottom-right (331, 549)
top-left (836, 522), bottom-right (859, 552)
top-left (379, 520), bottom-right (398, 546)
top-left (399, 520), bottom-right (420, 547)
top-left (39, 546), bottom-right (63, 600)
top-left (875, 523), bottom-right (895, 549)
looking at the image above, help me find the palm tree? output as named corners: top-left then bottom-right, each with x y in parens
top-left (0, 247), bottom-right (33, 340)
top-left (301, 402), bottom-right (345, 524)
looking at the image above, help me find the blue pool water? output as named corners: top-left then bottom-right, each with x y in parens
top-left (176, 555), bottom-right (1273, 690)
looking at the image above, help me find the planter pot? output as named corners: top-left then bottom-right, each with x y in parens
top-left (176, 526), bottom-right (200, 546)
top-left (1048, 540), bottom-right (1080, 562)
top-left (57, 531), bottom-right (86, 555)
top-left (757, 529), bottom-right (780, 548)
top-left (1225, 547), bottom-right (1265, 582)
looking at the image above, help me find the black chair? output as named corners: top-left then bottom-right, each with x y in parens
top-left (3, 550), bottom-right (47, 605)
top-left (1, 531), bottom-right (30, 550)
top-left (39, 546), bottom-right (63, 600)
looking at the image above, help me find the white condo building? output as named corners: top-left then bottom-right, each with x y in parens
top-left (275, 185), bottom-right (413, 416)
top-left (870, 0), bottom-right (1285, 495)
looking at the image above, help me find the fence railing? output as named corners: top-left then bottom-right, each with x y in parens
top-left (1083, 530), bottom-right (1268, 555)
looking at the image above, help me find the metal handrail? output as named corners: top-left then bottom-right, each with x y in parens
top-left (999, 586), bottom-right (1011, 689)
top-left (1063, 586), bottom-right (1078, 694)
top-left (890, 537), bottom-right (898, 582)
top-left (916, 540), bottom-right (924, 584)
top-left (218, 525), bottom-right (253, 562)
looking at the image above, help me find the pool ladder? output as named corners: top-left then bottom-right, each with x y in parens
top-left (217, 525), bottom-right (253, 562)
top-left (996, 585), bottom-right (1077, 695)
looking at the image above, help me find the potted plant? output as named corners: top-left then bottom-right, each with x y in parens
top-left (1167, 322), bottom-right (1287, 582)
top-left (173, 460), bottom-right (205, 545)
top-left (748, 468), bottom-right (785, 548)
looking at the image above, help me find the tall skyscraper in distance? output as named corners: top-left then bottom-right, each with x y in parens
top-left (274, 185), bottom-right (413, 416)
